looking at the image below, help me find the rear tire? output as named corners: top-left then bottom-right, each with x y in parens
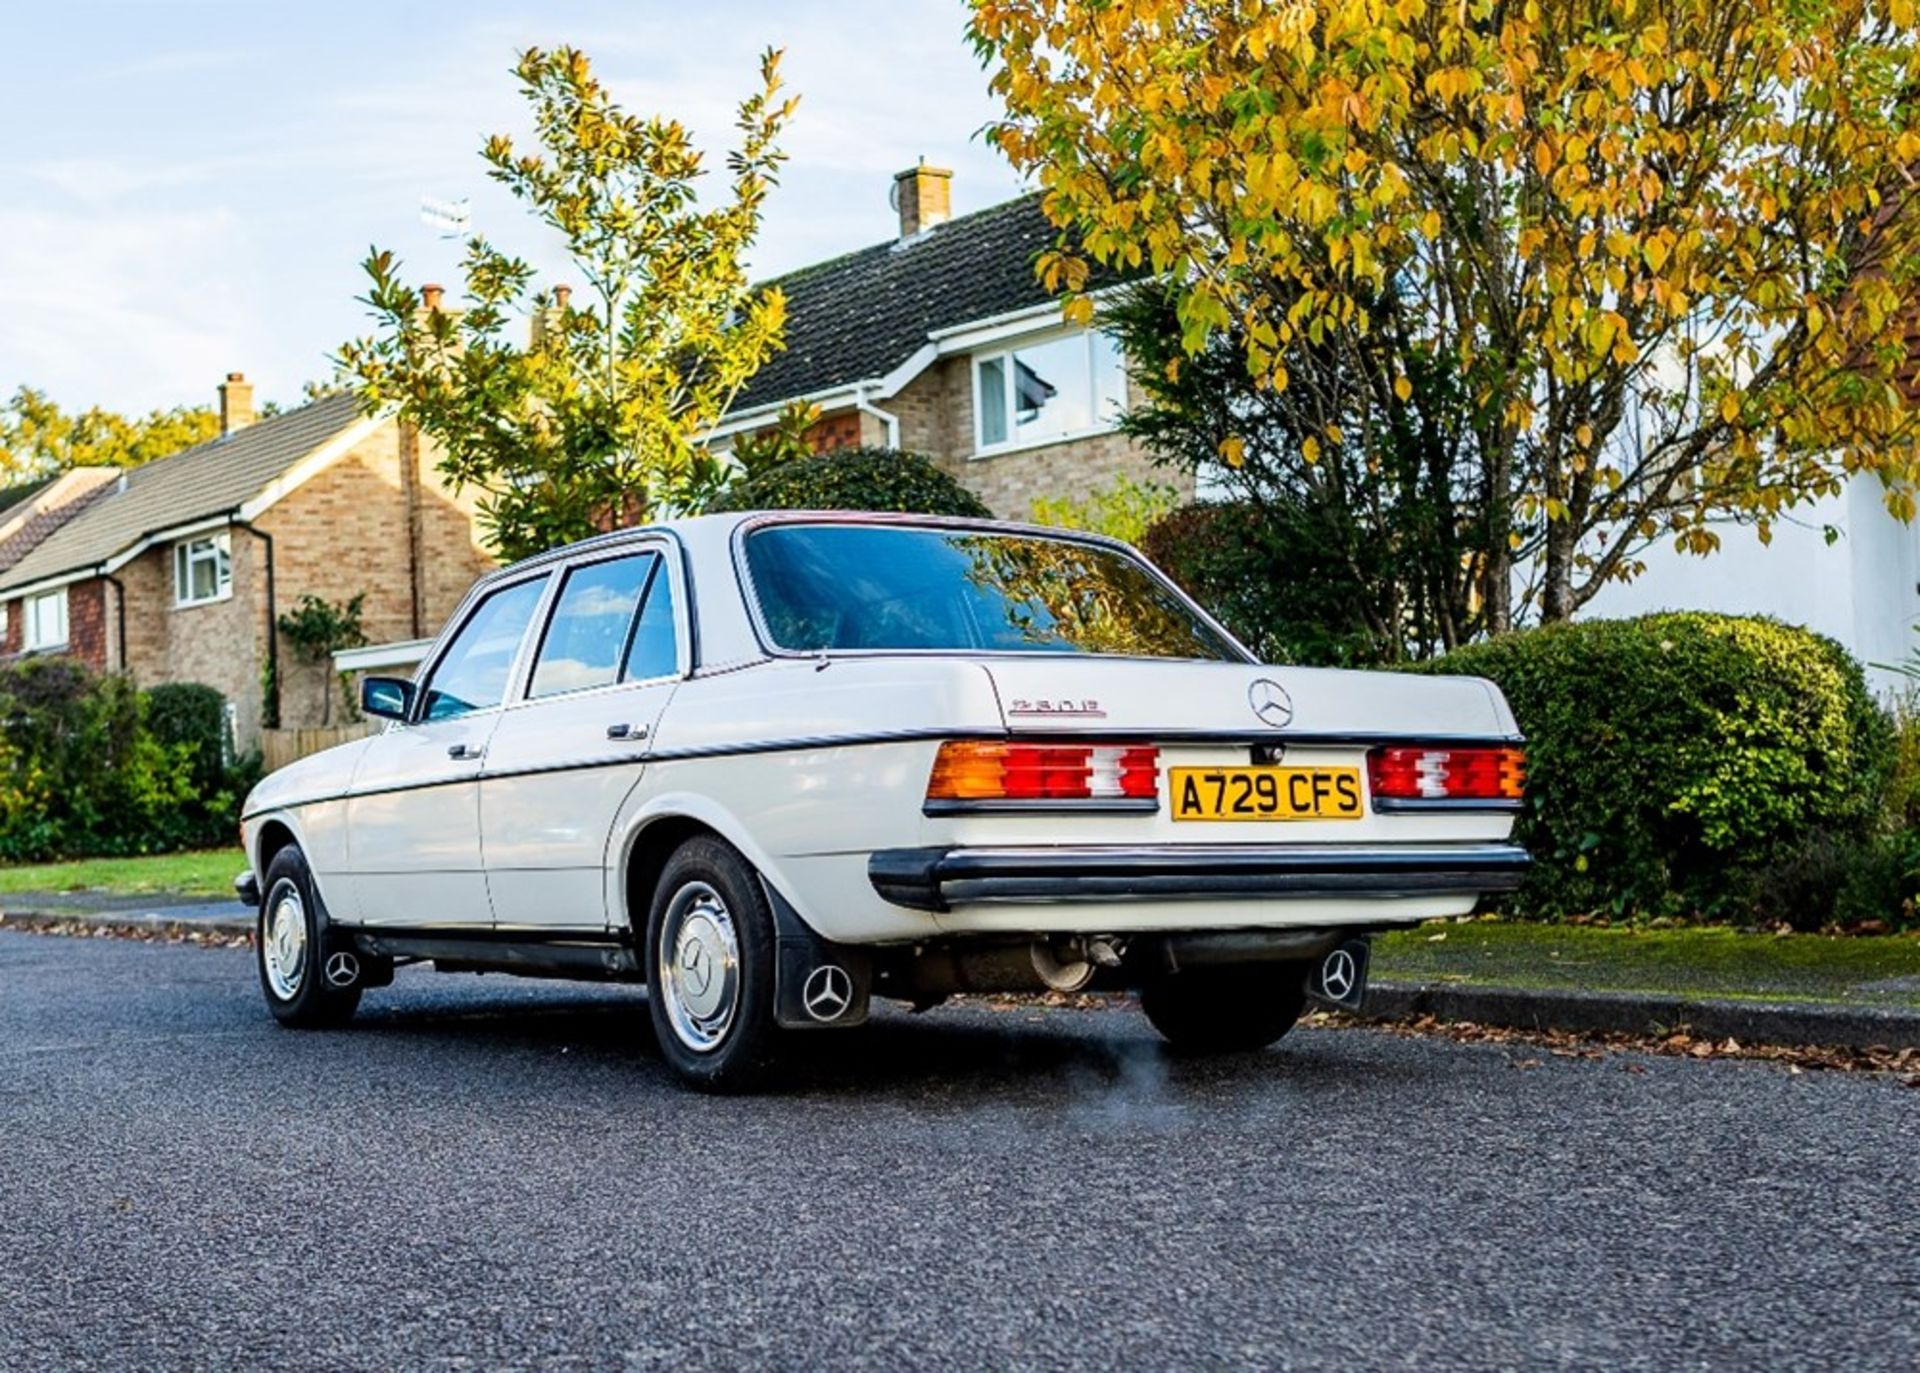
top-left (1141, 965), bottom-right (1308, 1053)
top-left (256, 845), bottom-right (361, 1029)
top-left (644, 837), bottom-right (781, 1092)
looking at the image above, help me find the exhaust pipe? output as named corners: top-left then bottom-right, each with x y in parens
top-left (1030, 941), bottom-right (1093, 993)
top-left (889, 937), bottom-right (1130, 998)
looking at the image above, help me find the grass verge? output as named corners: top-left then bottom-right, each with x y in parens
top-left (0, 850), bottom-right (245, 900)
top-left (1375, 920), bottom-right (1920, 1011)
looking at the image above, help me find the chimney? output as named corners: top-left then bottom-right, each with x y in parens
top-left (531, 284), bottom-right (573, 350)
top-left (219, 372), bottom-right (255, 436)
top-left (421, 283), bottom-right (445, 312)
top-left (893, 159), bottom-right (953, 239)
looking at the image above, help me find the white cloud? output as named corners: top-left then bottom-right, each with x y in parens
top-left (0, 206), bottom-right (261, 414)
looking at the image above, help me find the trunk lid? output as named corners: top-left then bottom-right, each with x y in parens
top-left (981, 658), bottom-right (1516, 741)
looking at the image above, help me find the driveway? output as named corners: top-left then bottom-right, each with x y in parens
top-left (1, 931), bottom-right (1913, 1370)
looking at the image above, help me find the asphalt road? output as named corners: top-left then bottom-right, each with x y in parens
top-left (2, 931), bottom-right (1915, 1371)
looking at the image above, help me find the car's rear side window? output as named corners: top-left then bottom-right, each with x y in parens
top-left (623, 560), bottom-right (678, 681)
top-left (741, 523), bottom-right (1242, 661)
top-left (530, 553), bottom-right (660, 699)
top-left (421, 575), bottom-right (550, 721)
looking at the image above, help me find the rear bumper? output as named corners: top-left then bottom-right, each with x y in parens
top-left (869, 842), bottom-right (1531, 913)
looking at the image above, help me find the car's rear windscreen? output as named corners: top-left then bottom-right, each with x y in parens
top-left (741, 523), bottom-right (1245, 661)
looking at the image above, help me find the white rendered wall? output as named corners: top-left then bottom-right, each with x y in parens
top-left (1581, 478), bottom-right (1918, 697)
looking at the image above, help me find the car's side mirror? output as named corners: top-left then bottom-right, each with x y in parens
top-left (360, 675), bottom-right (415, 722)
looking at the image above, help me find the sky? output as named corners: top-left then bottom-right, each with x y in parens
top-left (0, 0), bottom-right (1026, 416)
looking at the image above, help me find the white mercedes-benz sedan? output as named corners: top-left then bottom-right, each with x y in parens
top-left (238, 511), bottom-right (1528, 1088)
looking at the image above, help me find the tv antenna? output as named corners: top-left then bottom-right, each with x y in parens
top-left (420, 195), bottom-right (472, 239)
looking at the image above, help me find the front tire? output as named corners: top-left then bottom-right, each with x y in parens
top-left (645, 837), bottom-right (781, 1091)
top-left (256, 845), bottom-right (361, 1029)
top-left (1141, 965), bottom-right (1308, 1053)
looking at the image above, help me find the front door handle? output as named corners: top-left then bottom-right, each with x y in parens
top-left (606, 723), bottom-right (650, 741)
top-left (447, 743), bottom-right (484, 761)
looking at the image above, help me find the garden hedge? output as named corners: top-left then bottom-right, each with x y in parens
top-left (0, 662), bottom-right (256, 860)
top-left (711, 446), bottom-right (992, 519)
top-left (145, 682), bottom-right (231, 796)
top-left (1424, 612), bottom-right (1897, 925)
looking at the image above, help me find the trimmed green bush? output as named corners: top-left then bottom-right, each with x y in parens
top-left (0, 659), bottom-right (195, 861)
top-left (0, 664), bottom-right (262, 860)
top-left (711, 446), bottom-right (992, 519)
top-left (145, 683), bottom-right (231, 796)
top-left (1425, 613), bottom-right (1897, 925)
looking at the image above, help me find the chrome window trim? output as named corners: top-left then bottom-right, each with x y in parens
top-left (517, 540), bottom-right (688, 706)
top-left (402, 525), bottom-right (698, 726)
top-left (726, 511), bottom-right (1258, 667)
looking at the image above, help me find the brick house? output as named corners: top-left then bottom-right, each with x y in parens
top-left (0, 467), bottom-right (122, 577)
top-left (0, 375), bottom-right (496, 749)
top-left (712, 164), bottom-right (1183, 518)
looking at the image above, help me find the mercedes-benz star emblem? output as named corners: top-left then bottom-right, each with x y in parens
top-left (1248, 677), bottom-right (1295, 729)
top-left (802, 965), bottom-right (853, 1022)
top-left (679, 939), bottom-right (713, 996)
top-left (1320, 949), bottom-right (1357, 1002)
top-left (324, 951), bottom-right (360, 988)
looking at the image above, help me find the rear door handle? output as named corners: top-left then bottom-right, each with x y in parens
top-left (447, 743), bottom-right (484, 761)
top-left (606, 723), bottom-right (650, 741)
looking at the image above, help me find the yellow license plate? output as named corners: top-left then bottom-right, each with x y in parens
top-left (1169, 766), bottom-right (1366, 821)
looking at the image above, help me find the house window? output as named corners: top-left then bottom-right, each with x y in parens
top-left (174, 532), bottom-right (232, 607)
top-left (23, 588), bottom-right (68, 651)
top-left (973, 331), bottom-right (1128, 455)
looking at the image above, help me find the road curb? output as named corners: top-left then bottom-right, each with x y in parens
top-left (1364, 981), bottom-right (1920, 1052)
top-left (0, 909), bottom-right (253, 941)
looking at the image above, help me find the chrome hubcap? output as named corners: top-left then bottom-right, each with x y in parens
top-left (263, 881), bottom-right (308, 1001)
top-left (657, 881), bottom-right (740, 1054)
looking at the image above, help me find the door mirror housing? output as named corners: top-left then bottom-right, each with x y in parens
top-left (360, 675), bottom-right (415, 722)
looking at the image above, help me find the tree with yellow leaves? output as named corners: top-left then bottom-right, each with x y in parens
top-left (971, 0), bottom-right (1920, 626)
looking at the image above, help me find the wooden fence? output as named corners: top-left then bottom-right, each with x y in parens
top-left (260, 723), bottom-right (377, 773)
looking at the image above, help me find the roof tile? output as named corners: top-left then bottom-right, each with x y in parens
top-left (736, 193), bottom-right (1093, 411)
top-left (0, 393), bottom-right (366, 594)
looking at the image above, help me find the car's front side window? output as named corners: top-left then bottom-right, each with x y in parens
top-left (529, 553), bottom-right (661, 699)
top-left (420, 575), bottom-right (550, 722)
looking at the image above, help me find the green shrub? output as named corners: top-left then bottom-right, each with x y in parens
top-left (1031, 475), bottom-right (1181, 545)
top-left (1140, 502), bottom-right (1387, 666)
top-left (0, 659), bottom-right (197, 861)
top-left (142, 681), bottom-right (262, 851)
top-left (1424, 613), bottom-right (1897, 924)
top-left (711, 446), bottom-right (992, 519)
top-left (145, 683), bottom-right (230, 795)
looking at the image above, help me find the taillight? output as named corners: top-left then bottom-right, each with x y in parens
top-left (927, 741), bottom-right (1161, 805)
top-left (1368, 746), bottom-right (1526, 805)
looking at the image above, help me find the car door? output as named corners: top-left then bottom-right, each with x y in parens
top-left (481, 546), bottom-right (686, 930)
top-left (345, 571), bottom-right (552, 927)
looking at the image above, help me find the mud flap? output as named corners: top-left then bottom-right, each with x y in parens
top-left (763, 880), bottom-right (871, 1030)
top-left (1306, 935), bottom-right (1371, 1012)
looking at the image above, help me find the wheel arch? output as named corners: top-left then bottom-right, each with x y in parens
top-left (251, 814), bottom-right (303, 880)
top-left (611, 792), bottom-right (818, 939)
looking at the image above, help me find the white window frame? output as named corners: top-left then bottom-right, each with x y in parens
top-left (173, 532), bottom-right (233, 608)
top-left (23, 588), bottom-right (68, 652)
top-left (970, 328), bottom-right (1128, 459)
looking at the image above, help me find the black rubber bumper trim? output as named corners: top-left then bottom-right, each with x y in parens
top-left (234, 871), bottom-right (261, 907)
top-left (868, 844), bottom-right (1532, 913)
